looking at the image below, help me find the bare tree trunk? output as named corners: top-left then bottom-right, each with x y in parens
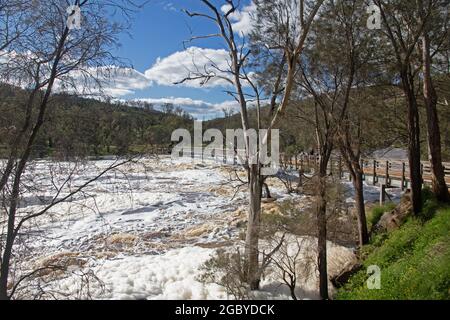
top-left (317, 160), bottom-right (328, 300)
top-left (0, 177), bottom-right (22, 300)
top-left (0, 220), bottom-right (15, 299)
top-left (289, 284), bottom-right (297, 300)
top-left (407, 105), bottom-right (423, 216)
top-left (245, 164), bottom-right (262, 290)
top-left (353, 168), bottom-right (369, 246)
top-left (421, 33), bottom-right (450, 203)
top-left (339, 144), bottom-right (369, 247)
top-left (402, 69), bottom-right (423, 216)
top-left (0, 130), bottom-right (39, 299)
top-left (262, 181), bottom-right (272, 199)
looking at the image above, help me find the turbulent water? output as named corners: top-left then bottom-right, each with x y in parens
top-left (7, 156), bottom-right (401, 299)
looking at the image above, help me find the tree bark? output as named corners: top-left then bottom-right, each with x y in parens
top-left (401, 68), bottom-right (423, 216)
top-left (339, 144), bottom-right (369, 247)
top-left (317, 160), bottom-right (329, 300)
top-left (245, 164), bottom-right (262, 290)
top-left (353, 168), bottom-right (369, 246)
top-left (421, 32), bottom-right (450, 203)
top-left (0, 176), bottom-right (21, 300)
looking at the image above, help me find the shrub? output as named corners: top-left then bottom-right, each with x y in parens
top-left (197, 248), bottom-right (250, 300)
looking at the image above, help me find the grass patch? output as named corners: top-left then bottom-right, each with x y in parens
top-left (337, 206), bottom-right (450, 300)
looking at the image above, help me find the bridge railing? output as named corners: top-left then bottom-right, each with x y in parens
top-left (153, 146), bottom-right (450, 188)
top-left (279, 154), bottom-right (450, 189)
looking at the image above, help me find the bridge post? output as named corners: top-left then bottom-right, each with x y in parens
top-left (373, 160), bottom-right (377, 185)
top-left (420, 163), bottom-right (424, 186)
top-left (401, 162), bottom-right (406, 191)
top-left (380, 184), bottom-right (386, 205)
top-left (361, 159), bottom-right (365, 181)
top-left (329, 158), bottom-right (333, 176)
top-left (385, 160), bottom-right (390, 187)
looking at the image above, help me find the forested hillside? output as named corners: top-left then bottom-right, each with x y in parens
top-left (2, 73), bottom-right (448, 161)
top-left (0, 84), bottom-right (193, 158)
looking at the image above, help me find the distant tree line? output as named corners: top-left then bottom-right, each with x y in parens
top-left (0, 85), bottom-right (193, 159)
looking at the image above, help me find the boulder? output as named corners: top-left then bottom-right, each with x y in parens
top-left (374, 192), bottom-right (412, 233)
top-left (331, 262), bottom-right (362, 288)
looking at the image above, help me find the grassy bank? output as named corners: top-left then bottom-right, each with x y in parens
top-left (337, 193), bottom-right (450, 300)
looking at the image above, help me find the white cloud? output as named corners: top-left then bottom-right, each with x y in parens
top-left (52, 66), bottom-right (152, 98)
top-left (1, 45), bottom-right (253, 119)
top-left (144, 47), bottom-right (233, 88)
top-left (97, 67), bottom-right (151, 96)
top-left (129, 97), bottom-right (241, 119)
top-left (0, 50), bottom-right (151, 97)
top-left (221, 2), bottom-right (257, 36)
top-left (162, 2), bottom-right (177, 12)
top-left (134, 97), bottom-right (212, 107)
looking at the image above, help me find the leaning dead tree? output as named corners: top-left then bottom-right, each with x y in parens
top-left (0, 0), bottom-right (144, 300)
top-left (181, 0), bottom-right (323, 290)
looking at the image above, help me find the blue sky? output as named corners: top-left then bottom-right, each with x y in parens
top-left (105, 0), bottom-right (255, 120)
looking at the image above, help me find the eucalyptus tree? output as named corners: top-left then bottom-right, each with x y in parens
top-left (320, 1), bottom-right (377, 248)
top-left (417, 0), bottom-right (449, 202)
top-left (373, 0), bottom-right (448, 214)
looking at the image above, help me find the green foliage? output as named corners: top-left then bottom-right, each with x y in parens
top-left (336, 206), bottom-right (450, 300)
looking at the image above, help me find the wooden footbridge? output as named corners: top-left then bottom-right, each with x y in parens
top-left (148, 145), bottom-right (450, 190)
top-left (280, 154), bottom-right (450, 190)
